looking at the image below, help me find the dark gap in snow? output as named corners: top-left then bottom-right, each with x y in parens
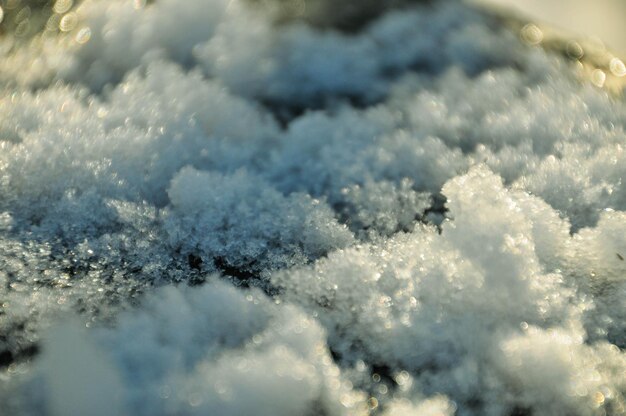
top-left (509, 406), bottom-right (533, 416)
top-left (264, 0), bottom-right (436, 33)
top-left (0, 343), bottom-right (39, 369)
top-left (370, 363), bottom-right (399, 388)
top-left (420, 192), bottom-right (448, 230)
top-left (214, 257), bottom-right (259, 282)
top-left (0, 320), bottom-right (40, 369)
top-left (261, 94), bottom-right (377, 129)
top-left (187, 253), bottom-right (202, 271)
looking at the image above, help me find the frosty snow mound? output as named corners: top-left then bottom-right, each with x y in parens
top-left (0, 0), bottom-right (625, 415)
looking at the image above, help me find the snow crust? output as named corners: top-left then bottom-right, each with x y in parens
top-left (0, 0), bottom-right (625, 415)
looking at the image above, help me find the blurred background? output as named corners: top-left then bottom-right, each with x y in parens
top-left (0, 0), bottom-right (624, 55)
top-left (473, 0), bottom-right (626, 53)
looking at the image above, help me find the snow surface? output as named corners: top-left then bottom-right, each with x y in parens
top-left (0, 0), bottom-right (625, 415)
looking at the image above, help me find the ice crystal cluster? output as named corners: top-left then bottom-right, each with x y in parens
top-left (1, 0), bottom-right (625, 415)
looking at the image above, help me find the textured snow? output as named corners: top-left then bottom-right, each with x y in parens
top-left (0, 0), bottom-right (625, 415)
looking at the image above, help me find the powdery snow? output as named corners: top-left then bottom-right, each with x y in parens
top-left (0, 0), bottom-right (625, 415)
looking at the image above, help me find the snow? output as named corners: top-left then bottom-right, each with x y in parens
top-left (8, 281), bottom-right (363, 415)
top-left (165, 167), bottom-right (354, 273)
top-left (0, 0), bottom-right (625, 415)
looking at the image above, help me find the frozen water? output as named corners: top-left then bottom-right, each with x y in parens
top-left (0, 0), bottom-right (625, 415)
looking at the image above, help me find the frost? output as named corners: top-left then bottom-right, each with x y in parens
top-left (338, 179), bottom-right (431, 237)
top-left (165, 167), bottom-right (354, 274)
top-left (272, 167), bottom-right (625, 414)
top-left (0, 0), bottom-right (625, 415)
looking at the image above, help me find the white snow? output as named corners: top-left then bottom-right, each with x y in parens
top-left (0, 0), bottom-right (625, 415)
